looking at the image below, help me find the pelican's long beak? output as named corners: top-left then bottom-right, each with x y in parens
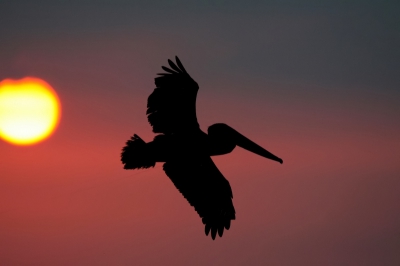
top-left (233, 129), bottom-right (283, 164)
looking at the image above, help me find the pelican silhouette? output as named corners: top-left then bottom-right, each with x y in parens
top-left (121, 57), bottom-right (283, 240)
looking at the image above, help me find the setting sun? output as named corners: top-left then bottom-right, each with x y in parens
top-left (0, 77), bottom-right (61, 145)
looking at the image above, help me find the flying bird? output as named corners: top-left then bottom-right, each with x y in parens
top-left (121, 57), bottom-right (283, 240)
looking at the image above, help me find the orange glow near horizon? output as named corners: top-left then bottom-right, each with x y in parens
top-left (0, 77), bottom-right (61, 145)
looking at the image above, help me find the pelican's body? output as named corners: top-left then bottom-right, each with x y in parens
top-left (121, 57), bottom-right (282, 239)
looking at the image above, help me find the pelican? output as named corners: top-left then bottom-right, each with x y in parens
top-left (121, 57), bottom-right (283, 240)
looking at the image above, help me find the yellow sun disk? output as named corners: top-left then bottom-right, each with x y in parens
top-left (0, 78), bottom-right (61, 145)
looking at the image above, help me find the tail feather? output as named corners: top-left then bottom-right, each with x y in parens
top-left (121, 134), bottom-right (156, 169)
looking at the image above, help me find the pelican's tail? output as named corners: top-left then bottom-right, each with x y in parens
top-left (121, 134), bottom-right (156, 169)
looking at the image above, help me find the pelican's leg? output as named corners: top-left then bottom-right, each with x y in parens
top-left (208, 123), bottom-right (283, 164)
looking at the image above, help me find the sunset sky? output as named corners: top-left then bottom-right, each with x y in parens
top-left (1, 1), bottom-right (399, 265)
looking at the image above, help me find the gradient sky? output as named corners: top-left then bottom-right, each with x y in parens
top-left (1, 1), bottom-right (399, 265)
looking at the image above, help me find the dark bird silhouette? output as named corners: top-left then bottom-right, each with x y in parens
top-left (121, 57), bottom-right (283, 240)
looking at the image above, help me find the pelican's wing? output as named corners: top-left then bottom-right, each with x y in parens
top-left (147, 56), bottom-right (200, 134)
top-left (163, 156), bottom-right (236, 240)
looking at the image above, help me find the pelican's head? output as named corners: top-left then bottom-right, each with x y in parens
top-left (208, 123), bottom-right (283, 164)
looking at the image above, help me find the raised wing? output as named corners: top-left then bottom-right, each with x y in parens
top-left (163, 157), bottom-right (236, 240)
top-left (147, 56), bottom-right (200, 134)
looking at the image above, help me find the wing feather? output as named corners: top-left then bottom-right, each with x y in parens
top-left (163, 157), bottom-right (236, 240)
top-left (175, 56), bottom-right (187, 73)
top-left (168, 59), bottom-right (183, 73)
top-left (147, 57), bottom-right (199, 134)
top-left (161, 66), bottom-right (178, 74)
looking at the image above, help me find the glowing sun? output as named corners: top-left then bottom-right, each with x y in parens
top-left (0, 77), bottom-right (61, 145)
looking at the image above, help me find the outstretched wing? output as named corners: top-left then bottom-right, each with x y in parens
top-left (147, 56), bottom-right (200, 134)
top-left (163, 156), bottom-right (236, 240)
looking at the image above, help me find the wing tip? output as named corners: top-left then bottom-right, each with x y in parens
top-left (203, 217), bottom-right (234, 240)
top-left (167, 59), bottom-right (182, 73)
top-left (175, 56), bottom-right (187, 73)
top-left (158, 56), bottom-right (187, 74)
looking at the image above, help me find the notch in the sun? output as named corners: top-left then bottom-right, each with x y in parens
top-left (0, 77), bottom-right (61, 146)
